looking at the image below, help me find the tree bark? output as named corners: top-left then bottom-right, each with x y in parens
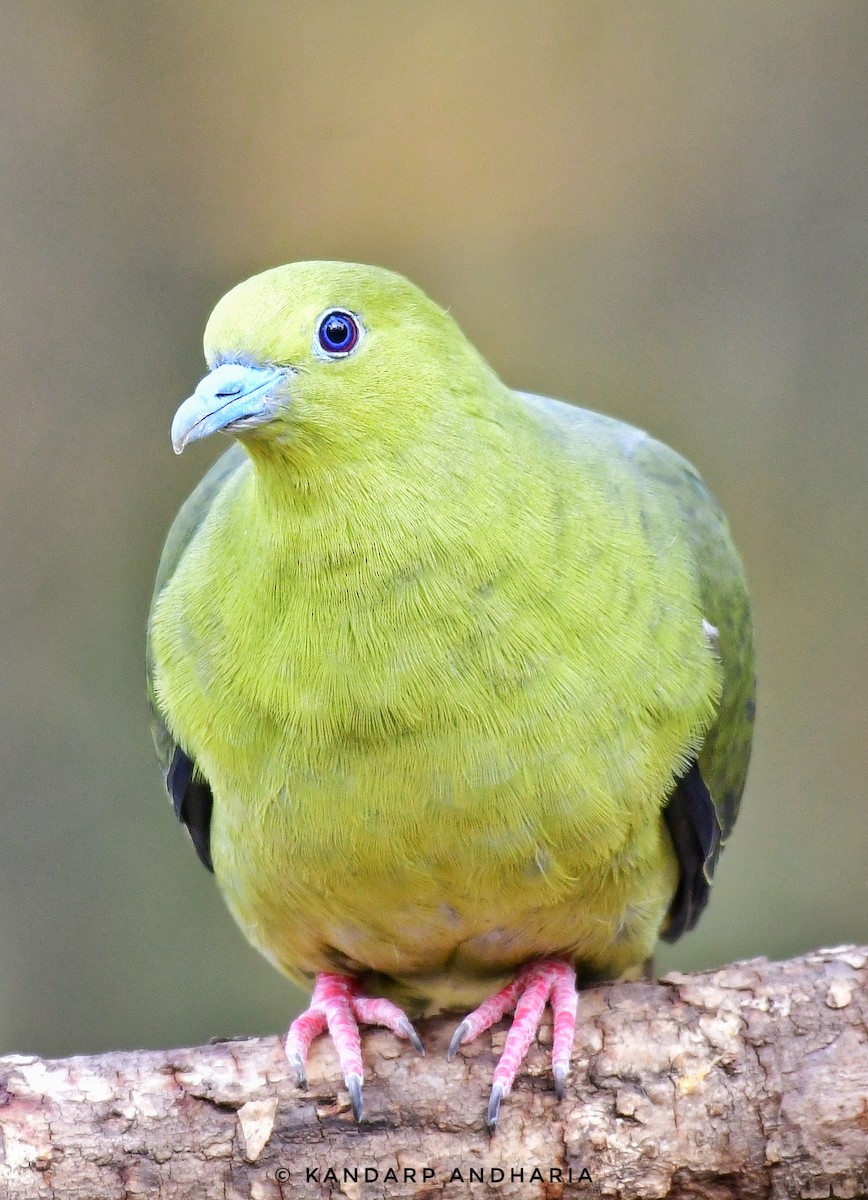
top-left (0, 946), bottom-right (865, 1199)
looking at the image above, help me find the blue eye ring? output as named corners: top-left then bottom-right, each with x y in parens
top-left (315, 308), bottom-right (362, 357)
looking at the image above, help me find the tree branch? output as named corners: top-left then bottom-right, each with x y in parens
top-left (1, 946), bottom-right (866, 1198)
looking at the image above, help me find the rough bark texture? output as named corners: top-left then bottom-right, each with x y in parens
top-left (0, 947), bottom-right (866, 1199)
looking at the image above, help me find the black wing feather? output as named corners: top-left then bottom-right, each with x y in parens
top-left (661, 761), bottom-right (721, 941)
top-left (165, 747), bottom-right (214, 872)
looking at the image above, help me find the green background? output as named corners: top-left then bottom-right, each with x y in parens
top-left (1, 1), bottom-right (865, 1059)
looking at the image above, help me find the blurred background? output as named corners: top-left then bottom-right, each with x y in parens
top-left (1, 1), bottom-right (865, 1059)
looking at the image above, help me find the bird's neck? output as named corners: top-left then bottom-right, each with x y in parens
top-left (235, 407), bottom-right (531, 581)
top-left (238, 444), bottom-right (431, 573)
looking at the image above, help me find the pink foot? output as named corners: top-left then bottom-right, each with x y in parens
top-left (285, 972), bottom-right (423, 1120)
top-left (448, 959), bottom-right (578, 1129)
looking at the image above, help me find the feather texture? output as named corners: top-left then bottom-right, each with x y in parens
top-left (148, 262), bottom-right (754, 1014)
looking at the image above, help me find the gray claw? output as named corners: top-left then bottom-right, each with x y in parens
top-left (288, 1051), bottom-right (308, 1090)
top-left (397, 1016), bottom-right (425, 1055)
top-left (346, 1073), bottom-right (363, 1122)
top-left (447, 1019), bottom-right (470, 1061)
top-left (553, 1064), bottom-right (567, 1100)
top-left (486, 1082), bottom-right (504, 1131)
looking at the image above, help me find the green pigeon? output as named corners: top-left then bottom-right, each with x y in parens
top-left (147, 262), bottom-right (754, 1128)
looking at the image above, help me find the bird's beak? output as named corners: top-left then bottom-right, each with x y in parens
top-left (171, 363), bottom-right (285, 454)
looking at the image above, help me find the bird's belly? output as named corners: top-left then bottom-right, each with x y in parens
top-left (210, 759), bottom-right (678, 1012)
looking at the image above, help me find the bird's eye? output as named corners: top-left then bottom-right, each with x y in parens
top-left (315, 309), bottom-right (362, 357)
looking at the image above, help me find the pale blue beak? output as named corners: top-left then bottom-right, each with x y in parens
top-left (171, 363), bottom-right (285, 454)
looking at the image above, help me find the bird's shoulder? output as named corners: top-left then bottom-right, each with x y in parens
top-left (516, 389), bottom-right (705, 494)
top-left (515, 390), bottom-right (738, 582)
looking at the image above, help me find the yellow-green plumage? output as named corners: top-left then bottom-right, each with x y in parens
top-left (148, 262), bottom-right (753, 1017)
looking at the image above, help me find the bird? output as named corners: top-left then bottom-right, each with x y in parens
top-left (147, 261), bottom-right (754, 1129)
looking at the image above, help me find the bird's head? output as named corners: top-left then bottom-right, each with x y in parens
top-left (171, 262), bottom-right (492, 469)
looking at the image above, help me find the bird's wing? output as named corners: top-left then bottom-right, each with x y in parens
top-left (630, 423), bottom-right (755, 937)
top-left (146, 442), bottom-right (250, 871)
top-left (519, 393), bottom-right (756, 939)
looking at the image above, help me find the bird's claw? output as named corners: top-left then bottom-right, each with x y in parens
top-left (288, 1050), bottom-right (308, 1089)
top-left (452, 959), bottom-right (578, 1128)
top-left (397, 1016), bottom-right (425, 1055)
top-left (486, 1082), bottom-right (504, 1131)
top-left (285, 973), bottom-right (424, 1121)
top-left (346, 1073), bottom-right (363, 1122)
top-left (447, 1019), bottom-right (470, 1061)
